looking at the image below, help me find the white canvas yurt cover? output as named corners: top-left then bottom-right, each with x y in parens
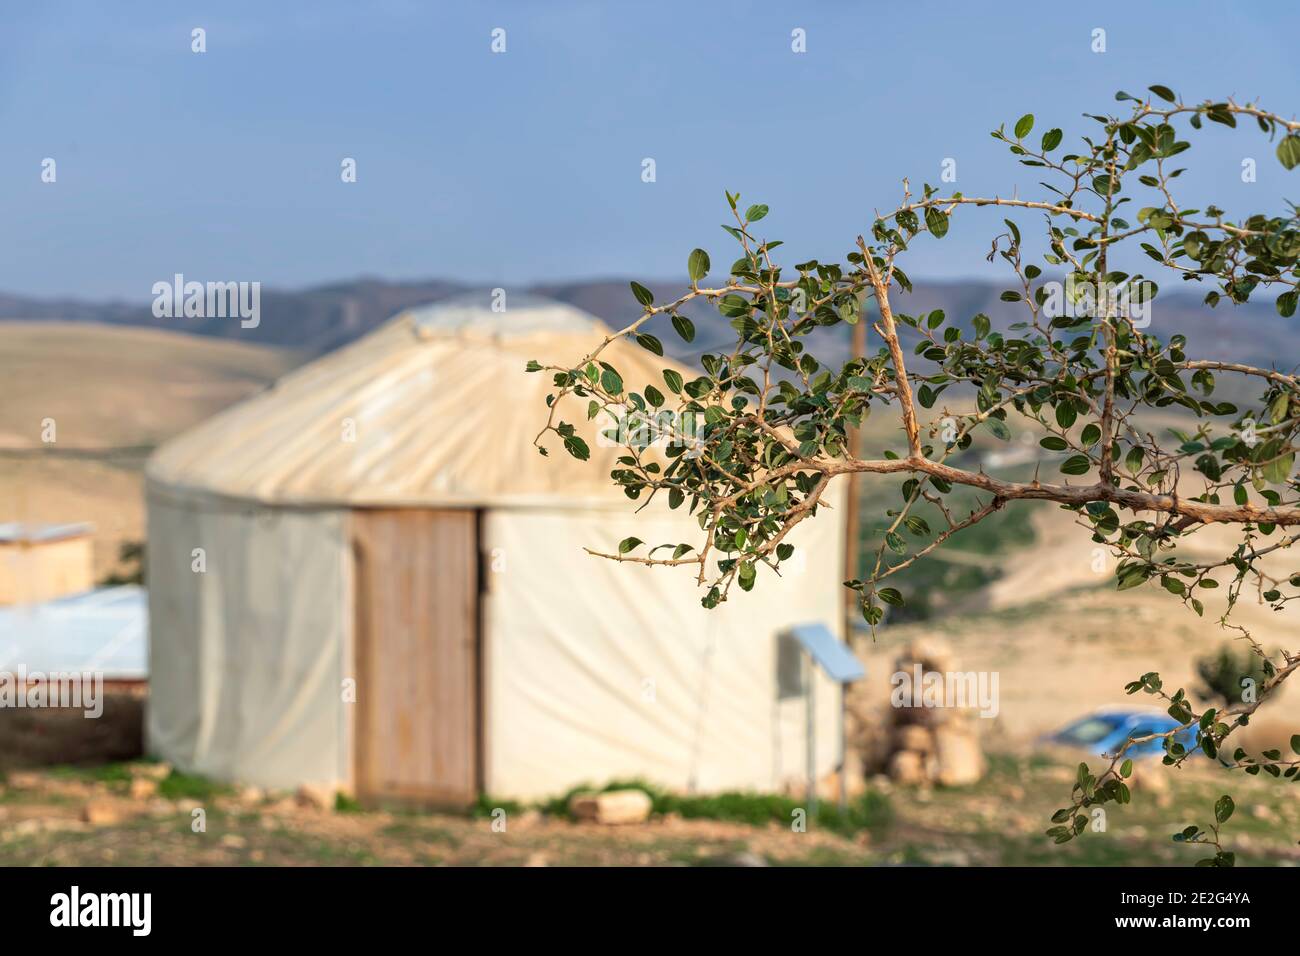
top-left (146, 294), bottom-right (847, 800)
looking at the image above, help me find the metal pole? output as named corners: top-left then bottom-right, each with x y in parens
top-left (806, 656), bottom-right (817, 817)
top-left (842, 313), bottom-right (867, 644)
top-left (839, 682), bottom-right (848, 813)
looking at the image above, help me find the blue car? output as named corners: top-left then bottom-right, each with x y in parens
top-left (1045, 708), bottom-right (1199, 760)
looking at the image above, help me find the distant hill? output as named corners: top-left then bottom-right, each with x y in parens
top-left (0, 275), bottom-right (1294, 373)
top-left (0, 322), bottom-right (297, 578)
top-left (0, 321), bottom-right (297, 451)
top-left (0, 280), bottom-right (466, 356)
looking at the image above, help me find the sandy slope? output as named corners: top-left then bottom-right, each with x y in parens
top-left (0, 321), bottom-right (298, 578)
top-left (853, 524), bottom-right (1300, 751)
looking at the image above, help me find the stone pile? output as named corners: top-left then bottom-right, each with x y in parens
top-left (880, 638), bottom-right (986, 787)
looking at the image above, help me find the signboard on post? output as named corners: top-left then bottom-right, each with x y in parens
top-left (781, 623), bottom-right (866, 814)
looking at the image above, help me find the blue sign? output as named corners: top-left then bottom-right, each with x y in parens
top-left (784, 622), bottom-right (865, 683)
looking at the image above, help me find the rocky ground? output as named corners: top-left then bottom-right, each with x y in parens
top-left (2, 749), bottom-right (1296, 867)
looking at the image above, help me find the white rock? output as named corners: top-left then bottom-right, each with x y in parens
top-left (933, 728), bottom-right (985, 786)
top-left (295, 784), bottom-right (335, 811)
top-left (568, 789), bottom-right (653, 825)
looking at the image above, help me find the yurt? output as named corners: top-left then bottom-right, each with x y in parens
top-left (145, 294), bottom-right (846, 804)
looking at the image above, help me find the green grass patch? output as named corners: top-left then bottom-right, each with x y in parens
top-left (471, 793), bottom-right (525, 819)
top-left (334, 792), bottom-right (363, 813)
top-left (482, 777), bottom-right (892, 836)
top-left (43, 762), bottom-right (134, 785)
top-left (157, 770), bottom-right (230, 802)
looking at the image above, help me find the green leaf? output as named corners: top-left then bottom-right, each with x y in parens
top-left (687, 248), bottom-right (711, 282)
top-left (1262, 450), bottom-right (1295, 484)
top-left (1116, 563), bottom-right (1149, 591)
top-left (600, 368), bottom-right (624, 396)
top-left (744, 203), bottom-right (769, 222)
top-left (644, 384), bottom-right (664, 408)
top-left (1277, 134), bottom-right (1300, 171)
top-left (562, 434), bottom-right (590, 461)
top-left (618, 536), bottom-right (643, 554)
top-left (1214, 794), bottom-right (1234, 824)
top-left (903, 515), bottom-right (931, 536)
top-left (718, 294), bottom-right (750, 317)
top-left (1041, 128), bottom-right (1063, 151)
top-left (629, 281), bottom-right (654, 306)
top-left (671, 313), bottom-right (696, 343)
top-left (1271, 391), bottom-right (1290, 424)
top-left (1060, 455), bottom-right (1091, 476)
top-left (877, 587), bottom-right (905, 607)
top-left (986, 417), bottom-right (1012, 441)
top-left (1014, 113), bottom-right (1034, 139)
top-left (925, 206), bottom-right (949, 238)
top-left (1120, 759), bottom-right (1133, 779)
top-left (1278, 290), bottom-right (1298, 318)
top-left (1290, 734), bottom-right (1300, 756)
top-left (663, 368), bottom-right (684, 394)
top-left (1055, 403), bottom-right (1078, 428)
top-left (1148, 84), bottom-right (1177, 103)
top-left (1039, 436), bottom-right (1068, 451)
top-left (636, 333), bottom-right (663, 356)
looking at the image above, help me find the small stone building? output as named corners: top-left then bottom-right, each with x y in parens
top-left (0, 523), bottom-right (95, 606)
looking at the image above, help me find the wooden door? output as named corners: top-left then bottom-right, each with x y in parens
top-left (352, 509), bottom-right (480, 806)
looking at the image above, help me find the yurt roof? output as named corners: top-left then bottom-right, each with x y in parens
top-left (146, 294), bottom-right (695, 510)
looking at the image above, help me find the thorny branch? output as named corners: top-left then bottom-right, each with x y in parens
top-left (532, 88), bottom-right (1300, 861)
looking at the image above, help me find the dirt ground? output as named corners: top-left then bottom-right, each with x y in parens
top-left (1, 750), bottom-right (1296, 867)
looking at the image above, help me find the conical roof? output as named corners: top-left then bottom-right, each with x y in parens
top-left (147, 294), bottom-right (690, 509)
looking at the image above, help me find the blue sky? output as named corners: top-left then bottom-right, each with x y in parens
top-left (1, 0), bottom-right (1297, 299)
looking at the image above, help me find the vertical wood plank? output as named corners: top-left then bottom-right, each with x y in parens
top-left (352, 509), bottom-right (479, 806)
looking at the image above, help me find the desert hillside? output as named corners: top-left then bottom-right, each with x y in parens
top-left (0, 322), bottom-right (300, 577)
top-left (851, 509), bottom-right (1300, 745)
